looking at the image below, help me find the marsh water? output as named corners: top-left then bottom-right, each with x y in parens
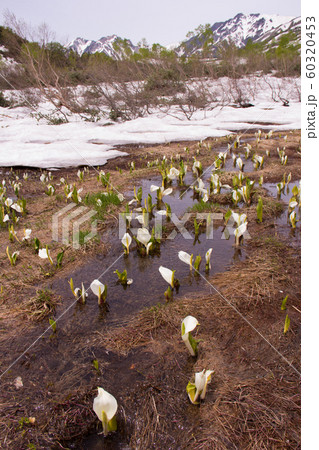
top-left (50, 155), bottom-right (300, 351)
top-left (263, 179), bottom-right (301, 244)
top-left (52, 163), bottom-right (245, 330)
top-left (5, 145), bottom-right (300, 449)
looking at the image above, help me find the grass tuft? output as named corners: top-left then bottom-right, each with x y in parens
top-left (22, 288), bottom-right (60, 321)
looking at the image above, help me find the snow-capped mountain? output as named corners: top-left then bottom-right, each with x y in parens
top-left (178, 13), bottom-right (300, 55)
top-left (65, 13), bottom-right (300, 59)
top-left (66, 35), bottom-right (138, 59)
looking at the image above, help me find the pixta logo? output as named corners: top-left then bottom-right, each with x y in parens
top-left (52, 203), bottom-right (97, 249)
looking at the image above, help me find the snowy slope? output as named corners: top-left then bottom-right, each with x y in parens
top-left (179, 13), bottom-right (300, 55)
top-left (256, 16), bottom-right (301, 45)
top-left (0, 76), bottom-right (300, 168)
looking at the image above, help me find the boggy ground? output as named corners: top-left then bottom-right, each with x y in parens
top-left (0, 130), bottom-right (300, 449)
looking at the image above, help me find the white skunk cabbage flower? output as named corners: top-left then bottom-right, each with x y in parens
top-left (74, 283), bottom-right (88, 303)
top-left (150, 184), bottom-right (162, 193)
top-left (231, 212), bottom-right (247, 227)
top-left (4, 198), bottom-right (13, 207)
top-left (267, 130), bottom-right (273, 139)
top-left (234, 222), bottom-right (247, 246)
top-left (211, 175), bottom-right (220, 191)
top-left (187, 369), bottom-right (214, 404)
top-left (192, 160), bottom-right (202, 173)
top-left (197, 178), bottom-right (205, 191)
top-left (232, 190), bottom-right (241, 204)
top-left (22, 228), bottom-right (32, 241)
top-left (90, 279), bottom-right (107, 304)
top-left (159, 266), bottom-right (175, 288)
top-left (181, 315), bottom-right (199, 356)
top-left (121, 232), bottom-right (132, 254)
top-left (236, 157), bottom-right (244, 170)
top-left (289, 211), bottom-right (297, 228)
top-left (195, 179), bottom-right (208, 202)
top-left (150, 185), bottom-right (172, 199)
top-left (93, 387), bottom-right (118, 436)
top-left (253, 154), bottom-right (264, 170)
top-left (178, 251), bottom-right (193, 270)
top-left (38, 246), bottom-right (53, 264)
top-left (289, 198), bottom-right (298, 210)
top-left (46, 184), bottom-right (55, 196)
top-left (3, 214), bottom-right (9, 222)
top-left (205, 248), bottom-right (213, 270)
top-left (38, 248), bottom-right (47, 258)
top-left (202, 192), bottom-right (209, 203)
top-left (277, 182), bottom-right (285, 195)
top-left (244, 146), bottom-right (251, 158)
top-left (136, 212), bottom-right (147, 227)
top-left (136, 227), bottom-right (152, 254)
top-left (11, 203), bottom-right (23, 213)
top-left (218, 151), bottom-right (227, 162)
top-left (167, 167), bottom-right (180, 180)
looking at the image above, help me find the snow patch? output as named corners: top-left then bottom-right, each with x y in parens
top-left (0, 76), bottom-right (300, 169)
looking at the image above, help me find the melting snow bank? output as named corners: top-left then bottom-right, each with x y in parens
top-left (0, 77), bottom-right (300, 168)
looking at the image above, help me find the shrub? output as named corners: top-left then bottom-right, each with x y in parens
top-left (0, 91), bottom-right (10, 107)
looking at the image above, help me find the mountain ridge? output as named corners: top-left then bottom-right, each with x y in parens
top-left (177, 13), bottom-right (300, 56)
top-left (65, 13), bottom-right (301, 58)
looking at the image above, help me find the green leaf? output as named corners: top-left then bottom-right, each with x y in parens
top-left (137, 187), bottom-right (142, 202)
top-left (56, 249), bottom-right (64, 268)
top-left (107, 415), bottom-right (117, 432)
top-left (281, 295), bottom-right (288, 311)
top-left (257, 196), bottom-right (263, 223)
top-left (69, 278), bottom-right (75, 296)
top-left (49, 318), bottom-right (56, 333)
top-left (165, 202), bottom-right (171, 218)
top-left (164, 285), bottom-right (173, 301)
top-left (194, 218), bottom-right (199, 235)
top-left (34, 237), bottom-right (41, 253)
top-left (292, 185), bottom-right (299, 197)
top-left (188, 332), bottom-right (199, 356)
top-left (101, 284), bottom-right (108, 300)
top-left (114, 269), bottom-right (128, 284)
top-left (284, 314), bottom-right (290, 334)
top-left (232, 175), bottom-right (239, 187)
top-left (224, 209), bottom-right (232, 224)
top-left (186, 382), bottom-right (198, 404)
top-left (92, 359), bottom-right (99, 372)
top-left (194, 255), bottom-right (202, 271)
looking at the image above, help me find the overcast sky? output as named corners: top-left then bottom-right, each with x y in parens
top-left (1, 0), bottom-right (301, 46)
